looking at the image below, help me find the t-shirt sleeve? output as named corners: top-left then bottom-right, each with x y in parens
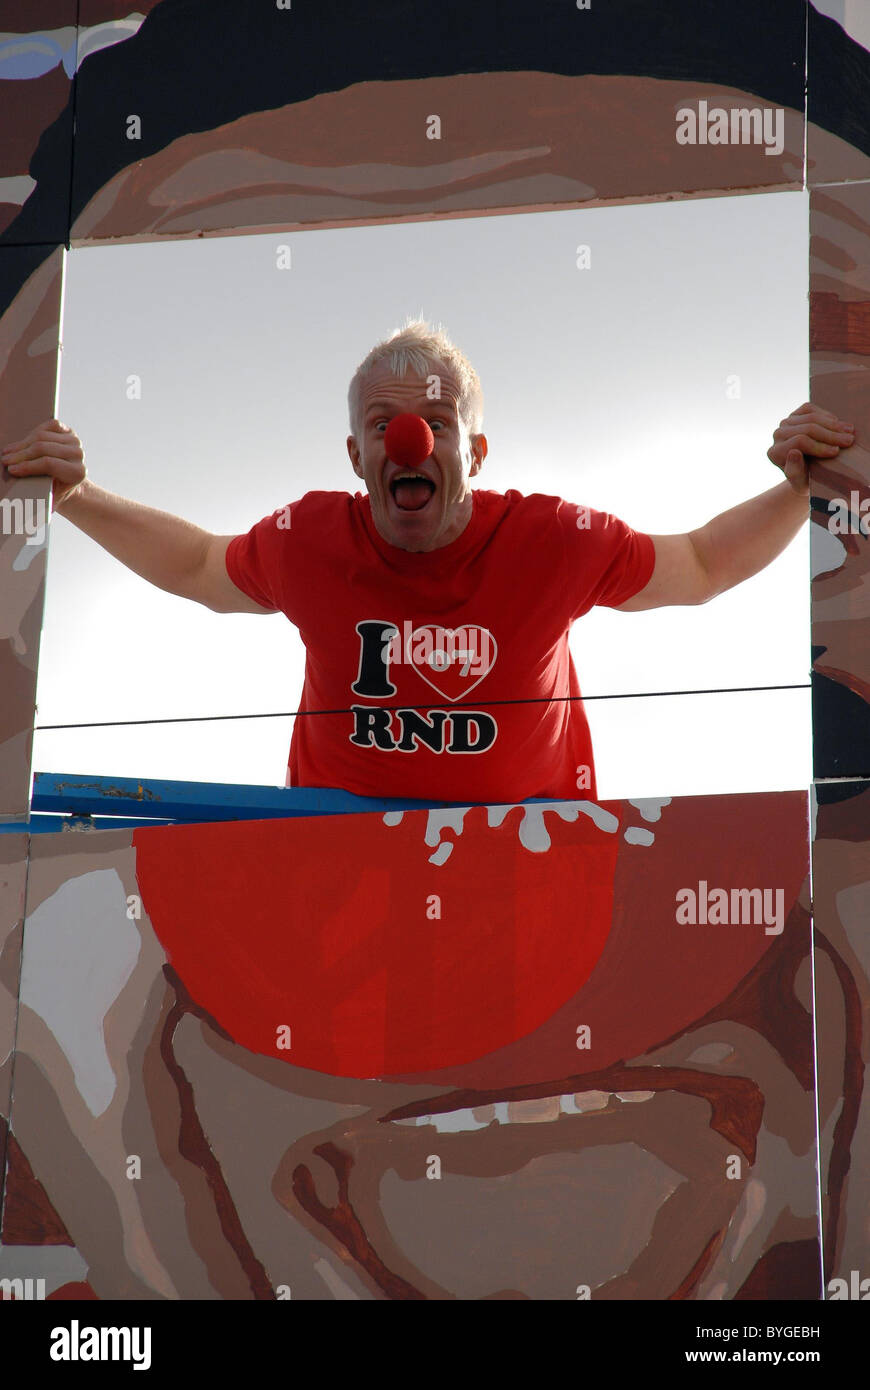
top-left (225, 506), bottom-right (293, 614)
top-left (557, 498), bottom-right (656, 618)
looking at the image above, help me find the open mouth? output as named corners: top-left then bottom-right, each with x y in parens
top-left (389, 472), bottom-right (437, 513)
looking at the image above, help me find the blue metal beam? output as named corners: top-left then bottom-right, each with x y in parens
top-left (17, 771), bottom-right (511, 832)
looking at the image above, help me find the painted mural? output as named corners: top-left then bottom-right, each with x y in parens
top-left (3, 792), bottom-right (818, 1299)
top-left (0, 0), bottom-right (868, 1302)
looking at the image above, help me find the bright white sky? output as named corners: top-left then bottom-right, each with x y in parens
top-left (37, 189), bottom-right (811, 801)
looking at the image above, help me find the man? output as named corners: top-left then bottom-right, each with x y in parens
top-left (1, 319), bottom-right (855, 802)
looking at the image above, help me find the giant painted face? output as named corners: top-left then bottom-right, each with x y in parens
top-left (5, 790), bottom-right (823, 1300)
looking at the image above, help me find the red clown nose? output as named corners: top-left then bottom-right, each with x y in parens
top-left (384, 413), bottom-right (435, 468)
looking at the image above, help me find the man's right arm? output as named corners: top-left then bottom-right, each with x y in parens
top-left (58, 481), bottom-right (274, 614)
top-left (3, 419), bottom-right (273, 615)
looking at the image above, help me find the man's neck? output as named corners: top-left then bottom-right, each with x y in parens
top-left (384, 491), bottom-right (475, 553)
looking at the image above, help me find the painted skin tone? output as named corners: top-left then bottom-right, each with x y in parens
top-left (346, 363), bottom-right (488, 553)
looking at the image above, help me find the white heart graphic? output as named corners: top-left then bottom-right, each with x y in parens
top-left (407, 625), bottom-right (498, 702)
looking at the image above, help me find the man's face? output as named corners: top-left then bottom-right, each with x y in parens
top-left (346, 363), bottom-right (487, 552)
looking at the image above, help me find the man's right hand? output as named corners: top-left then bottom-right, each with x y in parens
top-left (1, 421), bottom-right (272, 615)
top-left (2, 418), bottom-right (86, 507)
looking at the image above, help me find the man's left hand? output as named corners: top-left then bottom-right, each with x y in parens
top-left (767, 402), bottom-right (856, 495)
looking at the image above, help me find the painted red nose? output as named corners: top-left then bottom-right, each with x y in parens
top-left (384, 413), bottom-right (434, 468)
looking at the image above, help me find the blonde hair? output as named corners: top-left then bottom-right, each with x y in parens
top-left (348, 317), bottom-right (484, 438)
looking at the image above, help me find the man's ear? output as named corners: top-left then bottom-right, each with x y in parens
top-left (470, 433), bottom-right (488, 476)
top-left (347, 435), bottom-right (364, 479)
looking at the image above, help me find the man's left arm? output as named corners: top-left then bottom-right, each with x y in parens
top-left (615, 402), bottom-right (855, 612)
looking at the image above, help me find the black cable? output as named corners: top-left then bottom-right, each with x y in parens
top-left (35, 682), bottom-right (813, 731)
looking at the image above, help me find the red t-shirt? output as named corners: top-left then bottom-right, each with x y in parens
top-left (225, 489), bottom-right (655, 802)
